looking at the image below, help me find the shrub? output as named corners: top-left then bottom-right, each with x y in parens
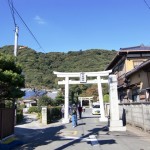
top-left (28, 106), bottom-right (40, 113)
top-left (16, 109), bottom-right (23, 124)
top-left (47, 106), bottom-right (61, 123)
top-left (38, 96), bottom-right (53, 108)
top-left (103, 94), bottom-right (109, 103)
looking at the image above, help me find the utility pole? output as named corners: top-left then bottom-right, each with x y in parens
top-left (14, 26), bottom-right (19, 57)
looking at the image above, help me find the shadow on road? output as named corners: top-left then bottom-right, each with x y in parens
top-left (14, 118), bottom-right (116, 150)
top-left (14, 109), bottom-right (117, 149)
top-left (17, 114), bottom-right (38, 125)
top-left (14, 124), bottom-right (65, 149)
top-left (54, 126), bottom-right (116, 150)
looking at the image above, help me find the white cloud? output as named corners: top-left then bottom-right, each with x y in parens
top-left (34, 15), bottom-right (46, 25)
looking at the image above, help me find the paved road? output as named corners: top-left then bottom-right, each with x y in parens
top-left (14, 108), bottom-right (150, 150)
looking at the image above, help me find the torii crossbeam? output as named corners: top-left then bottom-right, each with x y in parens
top-left (54, 70), bottom-right (112, 123)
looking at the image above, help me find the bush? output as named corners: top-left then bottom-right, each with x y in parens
top-left (28, 106), bottom-right (40, 113)
top-left (103, 94), bottom-right (109, 103)
top-left (37, 112), bottom-right (42, 121)
top-left (38, 96), bottom-right (53, 108)
top-left (47, 106), bottom-right (61, 123)
top-left (16, 109), bottom-right (23, 124)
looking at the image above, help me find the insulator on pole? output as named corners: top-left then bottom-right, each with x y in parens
top-left (14, 26), bottom-right (19, 57)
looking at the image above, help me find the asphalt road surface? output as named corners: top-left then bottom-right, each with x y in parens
top-left (14, 108), bottom-right (150, 150)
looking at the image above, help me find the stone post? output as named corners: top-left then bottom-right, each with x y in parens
top-left (109, 75), bottom-right (126, 131)
top-left (42, 106), bottom-right (47, 125)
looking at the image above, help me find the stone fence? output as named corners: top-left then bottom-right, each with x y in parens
top-left (119, 102), bottom-right (150, 132)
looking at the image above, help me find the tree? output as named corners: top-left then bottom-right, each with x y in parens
top-left (84, 85), bottom-right (98, 101)
top-left (55, 91), bottom-right (64, 105)
top-left (37, 95), bottom-right (53, 108)
top-left (70, 85), bottom-right (83, 104)
top-left (103, 94), bottom-right (109, 103)
top-left (0, 45), bottom-right (117, 88)
top-left (0, 53), bottom-right (25, 107)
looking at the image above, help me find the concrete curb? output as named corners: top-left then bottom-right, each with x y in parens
top-left (0, 136), bottom-right (23, 150)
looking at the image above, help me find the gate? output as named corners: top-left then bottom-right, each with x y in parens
top-left (0, 108), bottom-right (15, 139)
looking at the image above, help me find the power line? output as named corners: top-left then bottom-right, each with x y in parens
top-left (8, 1), bottom-right (46, 53)
top-left (143, 0), bottom-right (150, 10)
top-left (8, 0), bottom-right (17, 27)
top-left (13, 7), bottom-right (46, 53)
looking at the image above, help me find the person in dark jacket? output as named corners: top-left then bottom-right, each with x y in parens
top-left (78, 104), bottom-right (82, 119)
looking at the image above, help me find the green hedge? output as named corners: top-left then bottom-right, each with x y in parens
top-left (47, 106), bottom-right (61, 123)
top-left (28, 106), bottom-right (40, 113)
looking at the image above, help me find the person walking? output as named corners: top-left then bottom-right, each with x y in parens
top-left (61, 105), bottom-right (64, 118)
top-left (78, 104), bottom-right (82, 119)
top-left (71, 104), bottom-right (77, 128)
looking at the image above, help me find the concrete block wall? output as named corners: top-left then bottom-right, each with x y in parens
top-left (119, 103), bottom-right (150, 131)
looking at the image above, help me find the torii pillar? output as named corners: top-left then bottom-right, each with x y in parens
top-left (63, 76), bottom-right (70, 123)
top-left (97, 76), bottom-right (108, 122)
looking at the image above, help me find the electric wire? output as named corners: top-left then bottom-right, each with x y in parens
top-left (8, 0), bottom-right (17, 27)
top-left (143, 0), bottom-right (150, 10)
top-left (13, 7), bottom-right (45, 52)
top-left (8, 0), bottom-right (46, 53)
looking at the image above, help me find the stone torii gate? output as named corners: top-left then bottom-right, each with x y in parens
top-left (54, 71), bottom-right (126, 131)
top-left (78, 97), bottom-right (93, 108)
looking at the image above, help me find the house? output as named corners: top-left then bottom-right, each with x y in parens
top-left (125, 59), bottom-right (150, 102)
top-left (22, 99), bottom-right (37, 108)
top-left (105, 44), bottom-right (150, 102)
top-left (21, 99), bottom-right (37, 113)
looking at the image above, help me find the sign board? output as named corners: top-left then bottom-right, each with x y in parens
top-left (80, 72), bottom-right (87, 83)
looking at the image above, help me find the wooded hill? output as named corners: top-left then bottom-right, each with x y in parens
top-left (0, 45), bottom-right (117, 89)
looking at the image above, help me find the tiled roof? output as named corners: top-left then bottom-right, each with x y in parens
top-left (105, 44), bottom-right (150, 70)
top-left (120, 44), bottom-right (150, 51)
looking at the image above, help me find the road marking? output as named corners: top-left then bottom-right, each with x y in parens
top-left (60, 135), bottom-right (99, 146)
top-left (60, 136), bottom-right (93, 142)
top-left (57, 130), bottom-right (77, 136)
top-left (89, 135), bottom-right (99, 146)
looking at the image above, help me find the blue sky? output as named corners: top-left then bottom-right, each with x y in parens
top-left (1, 0), bottom-right (150, 53)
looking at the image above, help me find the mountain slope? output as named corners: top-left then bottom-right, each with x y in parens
top-left (0, 45), bottom-right (117, 89)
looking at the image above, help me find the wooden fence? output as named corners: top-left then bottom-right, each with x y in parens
top-left (0, 108), bottom-right (15, 140)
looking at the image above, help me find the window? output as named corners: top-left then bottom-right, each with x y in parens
top-left (132, 88), bottom-right (140, 102)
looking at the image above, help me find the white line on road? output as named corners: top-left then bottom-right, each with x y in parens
top-left (89, 135), bottom-right (99, 146)
top-left (60, 134), bottom-right (99, 146)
